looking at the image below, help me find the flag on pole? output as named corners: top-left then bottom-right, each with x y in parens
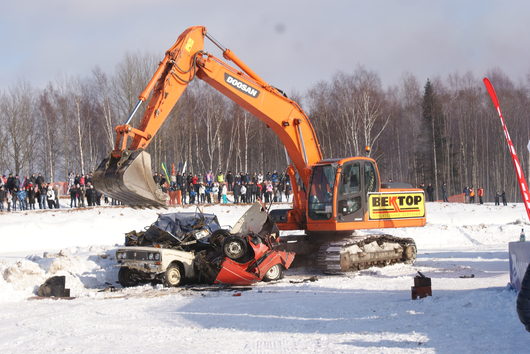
top-left (181, 161), bottom-right (187, 174)
top-left (161, 163), bottom-right (170, 184)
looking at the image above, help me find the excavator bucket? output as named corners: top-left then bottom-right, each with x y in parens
top-left (92, 150), bottom-right (168, 207)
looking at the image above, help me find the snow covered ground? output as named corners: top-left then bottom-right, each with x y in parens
top-left (1, 202), bottom-right (529, 353)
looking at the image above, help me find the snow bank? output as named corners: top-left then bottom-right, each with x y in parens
top-left (0, 247), bottom-right (118, 302)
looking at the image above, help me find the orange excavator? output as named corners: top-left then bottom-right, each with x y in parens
top-left (93, 26), bottom-right (426, 272)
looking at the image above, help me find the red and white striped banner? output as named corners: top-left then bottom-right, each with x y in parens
top-left (483, 77), bottom-right (530, 221)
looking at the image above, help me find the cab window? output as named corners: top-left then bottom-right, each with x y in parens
top-left (337, 162), bottom-right (362, 217)
top-left (339, 163), bottom-right (360, 195)
top-left (364, 162), bottom-right (377, 193)
top-left (308, 165), bottom-right (336, 220)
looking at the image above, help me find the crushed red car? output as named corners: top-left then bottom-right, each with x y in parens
top-left (117, 203), bottom-right (295, 287)
top-left (195, 203), bottom-right (295, 285)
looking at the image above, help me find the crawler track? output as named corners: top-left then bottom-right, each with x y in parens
top-left (316, 234), bottom-right (416, 273)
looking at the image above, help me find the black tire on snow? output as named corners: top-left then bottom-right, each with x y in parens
top-left (164, 263), bottom-right (183, 287)
top-left (223, 236), bottom-right (248, 260)
top-left (263, 264), bottom-right (284, 282)
top-left (118, 267), bottom-right (139, 287)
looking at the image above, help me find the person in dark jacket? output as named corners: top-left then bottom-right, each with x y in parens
top-left (176, 172), bottom-right (183, 189)
top-left (241, 172), bottom-right (248, 184)
top-left (86, 185), bottom-right (97, 206)
top-left (27, 184), bottom-right (36, 210)
top-left (0, 186), bottom-right (6, 211)
top-left (205, 184), bottom-right (212, 204)
top-left (226, 171), bottom-right (234, 192)
top-left (188, 183), bottom-right (196, 204)
top-left (38, 184), bottom-right (47, 209)
top-left (77, 184), bottom-right (86, 207)
top-left (14, 175), bottom-right (21, 190)
top-left (426, 184), bottom-right (434, 202)
top-left (95, 189), bottom-right (102, 206)
top-left (233, 182), bottom-right (240, 204)
top-left (35, 174), bottom-right (45, 189)
top-left (441, 182), bottom-right (449, 202)
top-left (246, 182), bottom-right (253, 203)
top-left (69, 184), bottom-right (78, 208)
top-left (6, 174), bottom-right (15, 192)
top-left (502, 191), bottom-right (507, 206)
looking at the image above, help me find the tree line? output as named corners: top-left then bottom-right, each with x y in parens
top-left (1, 52), bottom-right (529, 202)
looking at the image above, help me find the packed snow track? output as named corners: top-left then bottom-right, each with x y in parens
top-left (1, 202), bottom-right (529, 353)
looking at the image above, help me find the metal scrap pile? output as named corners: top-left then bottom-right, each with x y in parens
top-left (124, 212), bottom-right (221, 251)
top-left (117, 204), bottom-right (295, 286)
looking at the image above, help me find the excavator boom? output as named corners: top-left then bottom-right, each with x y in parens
top-left (94, 26), bottom-right (322, 213)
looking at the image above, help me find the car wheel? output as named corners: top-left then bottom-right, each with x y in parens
top-left (164, 263), bottom-right (183, 287)
top-left (223, 237), bottom-right (248, 260)
top-left (118, 267), bottom-right (139, 287)
top-left (263, 264), bottom-right (283, 282)
top-left (210, 229), bottom-right (231, 250)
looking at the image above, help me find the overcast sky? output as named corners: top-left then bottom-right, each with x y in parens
top-left (2, 0), bottom-right (530, 94)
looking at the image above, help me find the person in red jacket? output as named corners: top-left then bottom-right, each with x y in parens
top-left (478, 187), bottom-right (484, 204)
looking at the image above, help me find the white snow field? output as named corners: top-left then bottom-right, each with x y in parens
top-left (1, 202), bottom-right (529, 353)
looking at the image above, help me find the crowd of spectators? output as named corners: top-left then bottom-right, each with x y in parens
top-left (0, 172), bottom-right (102, 212)
top-left (158, 170), bottom-right (292, 206)
top-left (0, 169), bottom-right (293, 212)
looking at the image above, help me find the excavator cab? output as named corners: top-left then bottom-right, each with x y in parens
top-left (307, 158), bottom-right (378, 228)
top-left (305, 157), bottom-right (425, 232)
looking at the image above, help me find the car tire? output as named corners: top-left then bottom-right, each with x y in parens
top-left (210, 229), bottom-right (231, 250)
top-left (164, 263), bottom-right (183, 287)
top-left (263, 264), bottom-right (283, 282)
top-left (118, 267), bottom-right (139, 287)
top-left (223, 237), bottom-right (248, 260)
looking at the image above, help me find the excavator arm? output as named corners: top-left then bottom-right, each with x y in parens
top-left (94, 26), bottom-right (322, 220)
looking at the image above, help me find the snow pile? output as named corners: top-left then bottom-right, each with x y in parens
top-left (1, 247), bottom-right (119, 301)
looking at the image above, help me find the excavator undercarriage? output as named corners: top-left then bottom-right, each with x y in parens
top-left (279, 233), bottom-right (417, 273)
top-left (316, 234), bottom-right (417, 273)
